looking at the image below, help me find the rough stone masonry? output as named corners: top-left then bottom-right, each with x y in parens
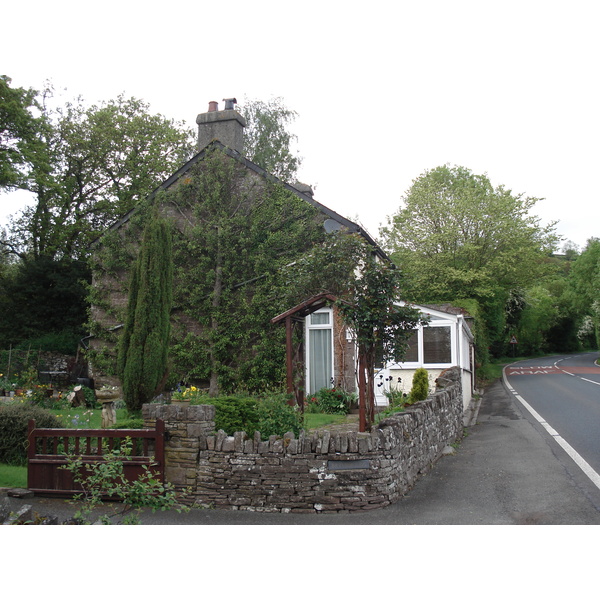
top-left (142, 367), bottom-right (463, 513)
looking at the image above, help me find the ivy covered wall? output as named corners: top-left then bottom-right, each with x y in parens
top-left (88, 147), bottom-right (337, 395)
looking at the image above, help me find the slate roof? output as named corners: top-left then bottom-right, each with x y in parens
top-left (93, 140), bottom-right (389, 261)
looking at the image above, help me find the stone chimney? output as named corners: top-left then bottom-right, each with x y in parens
top-left (196, 98), bottom-right (246, 153)
top-left (294, 182), bottom-right (314, 199)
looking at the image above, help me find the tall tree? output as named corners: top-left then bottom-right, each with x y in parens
top-left (240, 97), bottom-right (302, 182)
top-left (512, 285), bottom-right (560, 355)
top-left (380, 165), bottom-right (560, 358)
top-left (0, 256), bottom-right (90, 349)
top-left (0, 75), bottom-right (46, 190)
top-left (334, 238), bottom-right (424, 431)
top-left (2, 89), bottom-right (194, 260)
top-left (380, 165), bottom-right (559, 302)
top-left (292, 233), bottom-right (424, 431)
top-left (118, 218), bottom-right (173, 413)
top-left (568, 237), bottom-right (600, 348)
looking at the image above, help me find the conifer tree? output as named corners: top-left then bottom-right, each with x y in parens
top-left (118, 217), bottom-right (173, 412)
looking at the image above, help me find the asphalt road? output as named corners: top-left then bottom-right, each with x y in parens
top-left (4, 362), bottom-right (600, 525)
top-left (505, 352), bottom-right (600, 491)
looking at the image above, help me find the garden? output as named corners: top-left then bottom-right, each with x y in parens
top-left (0, 358), bottom-right (362, 491)
top-left (1, 343), bottom-right (445, 495)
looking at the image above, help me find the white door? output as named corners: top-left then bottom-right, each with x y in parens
top-left (306, 310), bottom-right (333, 394)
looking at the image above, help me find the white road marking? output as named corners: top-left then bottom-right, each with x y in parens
top-left (555, 357), bottom-right (600, 386)
top-left (503, 368), bottom-right (600, 491)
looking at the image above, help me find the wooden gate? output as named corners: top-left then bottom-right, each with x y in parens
top-left (27, 419), bottom-right (165, 497)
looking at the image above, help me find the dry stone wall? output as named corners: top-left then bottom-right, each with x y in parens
top-left (142, 367), bottom-right (463, 513)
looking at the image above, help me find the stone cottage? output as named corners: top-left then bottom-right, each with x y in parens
top-left (88, 99), bottom-right (385, 396)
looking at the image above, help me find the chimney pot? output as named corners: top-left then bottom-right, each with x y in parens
top-left (223, 97), bottom-right (237, 110)
top-left (208, 101), bottom-right (219, 112)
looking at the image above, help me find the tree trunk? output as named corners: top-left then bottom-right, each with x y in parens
top-left (358, 352), bottom-right (367, 432)
top-left (357, 344), bottom-right (376, 432)
top-left (209, 228), bottom-right (223, 397)
top-left (68, 385), bottom-right (85, 407)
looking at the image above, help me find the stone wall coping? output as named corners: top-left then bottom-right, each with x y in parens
top-left (143, 383), bottom-right (458, 458)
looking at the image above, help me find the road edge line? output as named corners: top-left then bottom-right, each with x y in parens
top-left (503, 367), bottom-right (600, 491)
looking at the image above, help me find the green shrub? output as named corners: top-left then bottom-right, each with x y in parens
top-left (304, 394), bottom-right (321, 414)
top-left (408, 368), bottom-right (429, 404)
top-left (26, 385), bottom-right (55, 408)
top-left (200, 396), bottom-right (260, 436)
top-left (375, 404), bottom-right (405, 424)
top-left (0, 403), bottom-right (63, 465)
top-left (256, 394), bottom-right (302, 438)
top-left (61, 438), bottom-right (188, 524)
top-left (385, 388), bottom-right (407, 408)
top-left (22, 330), bottom-right (82, 355)
top-left (194, 394), bottom-right (302, 439)
top-left (313, 387), bottom-right (353, 414)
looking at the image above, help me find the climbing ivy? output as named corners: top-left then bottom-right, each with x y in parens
top-left (91, 146), bottom-right (421, 407)
top-left (166, 149), bottom-right (328, 394)
top-left (90, 147), bottom-right (332, 395)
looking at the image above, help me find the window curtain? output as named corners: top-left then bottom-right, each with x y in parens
top-left (309, 328), bottom-right (332, 393)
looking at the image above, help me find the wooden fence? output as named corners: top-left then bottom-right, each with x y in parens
top-left (27, 419), bottom-right (165, 497)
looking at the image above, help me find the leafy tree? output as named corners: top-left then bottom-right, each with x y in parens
top-left (294, 233), bottom-right (425, 430)
top-left (0, 256), bottom-right (90, 348)
top-left (0, 86), bottom-right (192, 358)
top-left (118, 218), bottom-right (173, 413)
top-left (0, 75), bottom-right (46, 190)
top-left (240, 96), bottom-right (302, 182)
top-left (333, 236), bottom-right (425, 430)
top-left (380, 165), bottom-right (559, 302)
top-left (380, 164), bottom-right (560, 360)
top-left (568, 238), bottom-right (600, 348)
top-left (2, 89), bottom-right (194, 260)
top-left (513, 285), bottom-right (560, 355)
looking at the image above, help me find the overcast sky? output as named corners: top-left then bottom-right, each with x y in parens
top-left (3, 0), bottom-right (599, 250)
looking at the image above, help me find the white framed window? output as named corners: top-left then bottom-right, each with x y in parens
top-left (306, 309), bottom-right (334, 394)
top-left (390, 323), bottom-right (455, 369)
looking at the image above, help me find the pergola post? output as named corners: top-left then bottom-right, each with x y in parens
top-left (358, 352), bottom-right (367, 432)
top-left (271, 293), bottom-right (338, 411)
top-left (285, 315), bottom-right (294, 405)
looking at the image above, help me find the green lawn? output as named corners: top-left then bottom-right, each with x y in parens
top-left (46, 407), bottom-right (347, 431)
top-left (47, 406), bottom-right (130, 429)
top-left (303, 413), bottom-right (348, 429)
top-left (0, 463), bottom-right (27, 488)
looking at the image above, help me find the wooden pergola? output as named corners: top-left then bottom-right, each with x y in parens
top-left (271, 293), bottom-right (337, 409)
top-left (272, 292), bottom-right (375, 432)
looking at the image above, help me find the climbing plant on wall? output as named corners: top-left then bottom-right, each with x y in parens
top-left (164, 148), bottom-right (329, 395)
top-left (91, 147), bottom-right (404, 401)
